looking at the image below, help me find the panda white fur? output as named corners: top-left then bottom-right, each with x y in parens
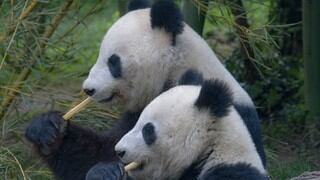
top-left (82, 0), bottom-right (265, 165)
top-left (114, 78), bottom-right (268, 180)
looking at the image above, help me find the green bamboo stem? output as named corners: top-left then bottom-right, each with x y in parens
top-left (303, 0), bottom-right (320, 123)
top-left (118, 0), bottom-right (128, 17)
top-left (182, 0), bottom-right (209, 36)
top-left (20, 0), bottom-right (38, 20)
top-left (229, 0), bottom-right (259, 84)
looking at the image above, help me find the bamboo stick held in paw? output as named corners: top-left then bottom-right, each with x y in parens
top-left (63, 97), bottom-right (92, 120)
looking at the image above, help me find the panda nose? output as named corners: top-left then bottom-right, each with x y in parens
top-left (83, 88), bottom-right (95, 96)
top-left (116, 150), bottom-right (126, 158)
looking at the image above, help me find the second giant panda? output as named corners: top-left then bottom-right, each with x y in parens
top-left (112, 78), bottom-right (268, 180)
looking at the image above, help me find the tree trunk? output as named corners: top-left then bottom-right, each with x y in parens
top-left (277, 0), bottom-right (302, 56)
top-left (181, 0), bottom-right (209, 36)
top-left (230, 0), bottom-right (259, 84)
top-left (118, 0), bottom-right (127, 17)
top-left (303, 0), bottom-right (320, 144)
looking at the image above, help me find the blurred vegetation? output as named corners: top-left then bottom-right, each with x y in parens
top-left (0, 0), bottom-right (318, 179)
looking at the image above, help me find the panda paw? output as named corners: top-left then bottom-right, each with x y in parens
top-left (25, 111), bottom-right (67, 154)
top-left (86, 162), bottom-right (125, 180)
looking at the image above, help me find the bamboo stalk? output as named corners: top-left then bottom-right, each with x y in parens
top-left (303, 0), bottom-right (320, 144)
top-left (0, 68), bottom-right (31, 118)
top-left (56, 0), bottom-right (104, 42)
top-left (63, 97), bottom-right (92, 120)
top-left (181, 0), bottom-right (209, 36)
top-left (229, 0), bottom-right (259, 84)
top-left (0, 0), bottom-right (38, 42)
top-left (118, 0), bottom-right (128, 17)
top-left (0, 0), bottom-right (74, 120)
top-left (20, 0), bottom-right (38, 20)
top-left (124, 162), bottom-right (140, 172)
top-left (41, 0), bottom-right (73, 40)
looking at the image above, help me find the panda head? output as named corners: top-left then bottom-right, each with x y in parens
top-left (115, 79), bottom-right (233, 179)
top-left (82, 0), bottom-right (184, 110)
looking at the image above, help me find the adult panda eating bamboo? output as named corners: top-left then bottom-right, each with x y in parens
top-left (25, 0), bottom-right (265, 179)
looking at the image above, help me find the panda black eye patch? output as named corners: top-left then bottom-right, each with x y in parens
top-left (107, 54), bottom-right (122, 78)
top-left (142, 122), bottom-right (157, 145)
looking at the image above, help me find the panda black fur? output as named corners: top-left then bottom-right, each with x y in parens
top-left (25, 0), bottom-right (265, 179)
top-left (113, 78), bottom-right (268, 180)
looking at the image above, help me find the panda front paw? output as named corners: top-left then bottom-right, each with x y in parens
top-left (86, 162), bottom-right (125, 180)
top-left (25, 111), bottom-right (67, 155)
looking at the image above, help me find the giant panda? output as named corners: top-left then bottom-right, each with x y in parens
top-left (108, 77), bottom-right (268, 180)
top-left (25, 0), bottom-right (265, 179)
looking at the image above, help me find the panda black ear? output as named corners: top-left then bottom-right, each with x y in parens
top-left (195, 79), bottom-right (233, 118)
top-left (179, 69), bottom-right (203, 85)
top-left (150, 0), bottom-right (184, 45)
top-left (128, 0), bottom-right (150, 12)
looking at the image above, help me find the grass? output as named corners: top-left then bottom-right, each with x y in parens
top-left (269, 159), bottom-right (318, 179)
top-left (263, 120), bottom-right (320, 179)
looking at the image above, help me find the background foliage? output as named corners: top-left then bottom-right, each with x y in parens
top-left (0, 0), bottom-right (318, 179)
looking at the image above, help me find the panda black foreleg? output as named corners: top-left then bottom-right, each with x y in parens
top-left (25, 110), bottom-right (142, 179)
top-left (25, 111), bottom-right (118, 179)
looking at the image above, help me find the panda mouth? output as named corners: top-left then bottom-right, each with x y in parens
top-left (136, 162), bottom-right (145, 171)
top-left (99, 93), bottom-right (116, 103)
top-left (127, 162), bottom-right (145, 171)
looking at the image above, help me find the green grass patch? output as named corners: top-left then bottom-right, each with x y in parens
top-left (268, 158), bottom-right (318, 180)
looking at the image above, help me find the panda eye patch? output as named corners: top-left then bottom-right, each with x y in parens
top-left (107, 54), bottom-right (122, 78)
top-left (142, 122), bottom-right (157, 146)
